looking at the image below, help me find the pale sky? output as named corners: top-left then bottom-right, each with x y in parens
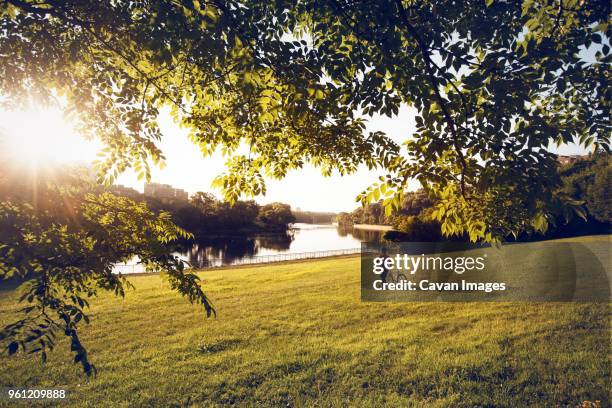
top-left (113, 104), bottom-right (421, 212)
top-left (0, 103), bottom-right (586, 213)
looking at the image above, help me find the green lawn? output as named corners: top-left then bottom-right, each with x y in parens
top-left (0, 236), bottom-right (610, 407)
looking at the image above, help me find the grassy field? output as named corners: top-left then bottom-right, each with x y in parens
top-left (0, 236), bottom-right (610, 407)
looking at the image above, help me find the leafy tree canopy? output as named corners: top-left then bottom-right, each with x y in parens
top-left (560, 152), bottom-right (611, 224)
top-left (0, 0), bottom-right (610, 244)
top-left (257, 202), bottom-right (295, 228)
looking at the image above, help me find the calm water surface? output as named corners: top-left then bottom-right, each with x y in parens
top-left (173, 223), bottom-right (385, 268)
top-left (115, 223), bottom-right (386, 272)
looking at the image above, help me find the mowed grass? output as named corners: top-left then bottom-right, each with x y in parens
top-left (0, 237), bottom-right (610, 407)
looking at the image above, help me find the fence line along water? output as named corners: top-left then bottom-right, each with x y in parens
top-left (114, 248), bottom-right (362, 274)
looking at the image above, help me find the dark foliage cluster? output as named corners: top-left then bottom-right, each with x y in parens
top-left (341, 154), bottom-right (611, 242)
top-left (142, 191), bottom-right (296, 236)
top-left (336, 189), bottom-right (433, 227)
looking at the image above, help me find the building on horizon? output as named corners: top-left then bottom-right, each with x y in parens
top-left (144, 182), bottom-right (188, 204)
top-left (111, 184), bottom-right (141, 199)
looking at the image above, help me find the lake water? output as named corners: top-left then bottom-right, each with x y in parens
top-left (174, 223), bottom-right (386, 268)
top-left (115, 223), bottom-right (386, 272)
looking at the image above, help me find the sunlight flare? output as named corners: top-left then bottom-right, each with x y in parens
top-left (0, 105), bottom-right (100, 166)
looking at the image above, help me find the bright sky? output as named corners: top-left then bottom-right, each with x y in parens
top-left (112, 104), bottom-right (422, 212)
top-left (0, 104), bottom-right (587, 212)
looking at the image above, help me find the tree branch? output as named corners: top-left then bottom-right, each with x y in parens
top-left (393, 0), bottom-right (467, 196)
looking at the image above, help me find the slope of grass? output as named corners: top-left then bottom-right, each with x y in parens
top-left (0, 237), bottom-right (610, 407)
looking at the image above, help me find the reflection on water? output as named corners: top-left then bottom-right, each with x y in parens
top-left (173, 223), bottom-right (385, 268)
top-left (336, 224), bottom-right (386, 242)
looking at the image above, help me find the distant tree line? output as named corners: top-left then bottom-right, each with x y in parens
top-left (3, 162), bottom-right (296, 240)
top-left (293, 210), bottom-right (337, 224)
top-left (335, 203), bottom-right (387, 226)
top-left (124, 191), bottom-right (296, 237)
top-left (337, 153), bottom-right (610, 242)
top-left (336, 190), bottom-right (433, 226)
